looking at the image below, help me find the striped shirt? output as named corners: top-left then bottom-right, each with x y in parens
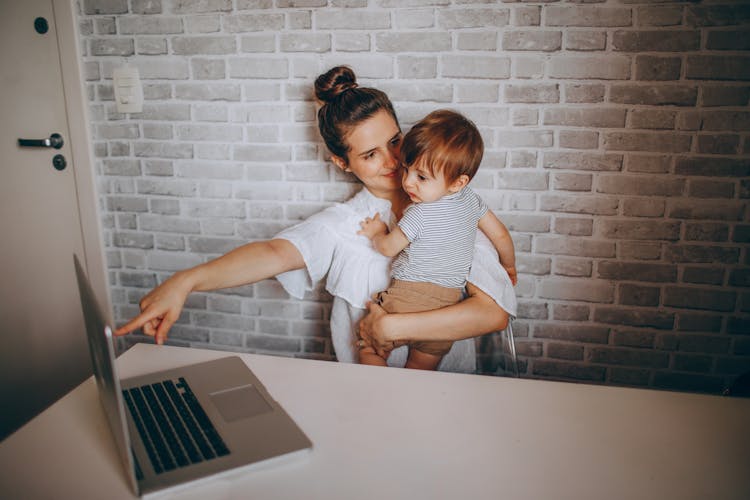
top-left (392, 187), bottom-right (488, 289)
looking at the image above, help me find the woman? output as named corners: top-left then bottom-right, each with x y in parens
top-left (116, 66), bottom-right (517, 373)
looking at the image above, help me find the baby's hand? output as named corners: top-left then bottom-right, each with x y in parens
top-left (357, 212), bottom-right (388, 240)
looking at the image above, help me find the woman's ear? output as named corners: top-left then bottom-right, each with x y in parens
top-left (331, 155), bottom-right (351, 173)
top-left (448, 174), bottom-right (470, 193)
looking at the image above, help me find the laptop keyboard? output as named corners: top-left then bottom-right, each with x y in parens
top-left (122, 377), bottom-right (230, 475)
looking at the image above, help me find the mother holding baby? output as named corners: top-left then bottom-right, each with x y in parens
top-left (117, 66), bottom-right (517, 374)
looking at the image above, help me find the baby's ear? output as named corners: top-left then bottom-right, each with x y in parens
top-left (448, 174), bottom-right (470, 193)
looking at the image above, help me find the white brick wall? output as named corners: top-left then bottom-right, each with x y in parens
top-left (76, 0), bottom-right (750, 394)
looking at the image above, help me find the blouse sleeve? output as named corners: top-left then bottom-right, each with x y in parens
top-left (468, 230), bottom-right (518, 318)
top-left (273, 209), bottom-right (339, 300)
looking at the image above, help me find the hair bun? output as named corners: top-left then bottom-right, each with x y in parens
top-left (315, 66), bottom-right (358, 104)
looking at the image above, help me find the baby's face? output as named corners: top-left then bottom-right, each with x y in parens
top-left (400, 161), bottom-right (453, 204)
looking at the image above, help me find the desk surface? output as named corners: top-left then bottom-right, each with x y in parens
top-left (1, 343), bottom-right (749, 500)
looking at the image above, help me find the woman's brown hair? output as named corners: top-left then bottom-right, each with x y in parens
top-left (314, 66), bottom-right (399, 163)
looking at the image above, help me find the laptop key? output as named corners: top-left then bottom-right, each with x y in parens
top-left (178, 378), bottom-right (230, 457)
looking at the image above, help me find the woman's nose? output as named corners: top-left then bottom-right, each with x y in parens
top-left (384, 148), bottom-right (399, 170)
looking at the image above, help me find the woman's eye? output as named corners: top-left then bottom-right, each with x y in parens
top-left (364, 152), bottom-right (375, 160)
top-left (390, 136), bottom-right (401, 146)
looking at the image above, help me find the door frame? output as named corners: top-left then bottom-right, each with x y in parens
top-left (54, 0), bottom-right (111, 316)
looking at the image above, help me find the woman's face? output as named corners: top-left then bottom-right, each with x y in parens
top-left (333, 110), bottom-right (403, 199)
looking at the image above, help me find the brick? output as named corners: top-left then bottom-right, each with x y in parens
top-left (119, 17), bottom-right (183, 34)
top-left (686, 5), bottom-right (750, 27)
top-left (733, 225), bottom-right (750, 243)
top-left (496, 130), bottom-right (552, 148)
top-left (549, 55), bottom-right (630, 80)
top-left (502, 31), bottom-right (561, 52)
top-left (702, 86), bottom-right (750, 107)
top-left (619, 284), bottom-right (660, 307)
top-left (596, 175), bottom-right (683, 197)
top-left (457, 32), bottom-right (498, 51)
top-left (559, 131), bottom-right (598, 150)
top-left (378, 82), bottom-right (452, 103)
top-left (666, 245), bottom-right (739, 264)
top-left (604, 132), bottom-right (691, 153)
top-left (504, 84), bottom-right (559, 103)
top-left (456, 83), bottom-right (499, 103)
top-left (564, 31), bottom-right (606, 52)
top-left (536, 236), bottom-right (615, 258)
top-left (516, 254), bottom-right (551, 275)
top-left (511, 109), bottom-right (538, 126)
top-left (620, 241), bottom-right (663, 261)
top-left (139, 214), bottom-right (201, 234)
top-left (635, 56), bottom-right (681, 81)
top-left (90, 38), bottom-right (134, 56)
top-left (547, 6), bottom-right (632, 27)
top-left (127, 59), bottom-right (189, 79)
top-left (602, 220), bottom-right (681, 241)
top-left (134, 142), bottom-right (193, 160)
top-left (598, 261), bottom-right (677, 282)
top-left (103, 159), bottom-right (141, 176)
top-left (119, 271), bottom-right (158, 289)
top-left (727, 316), bottom-right (750, 335)
top-left (84, 0), bottom-right (128, 14)
top-left (517, 301), bottom-right (548, 320)
top-left (554, 217), bottom-right (593, 236)
top-left (538, 277), bottom-right (614, 303)
top-left (553, 304), bottom-right (590, 321)
top-left (683, 266), bottom-right (725, 286)
top-left (114, 232), bottom-right (154, 249)
top-left (497, 171), bottom-right (548, 191)
top-left (730, 269), bottom-right (750, 287)
top-left (547, 343), bottom-right (584, 361)
top-left (669, 200), bottom-right (744, 221)
top-left (637, 6), bottom-right (683, 27)
top-left (700, 111), bottom-right (750, 132)
top-left (565, 84), bottom-right (605, 103)
top-left (442, 55), bottom-right (511, 79)
top-left (589, 347), bottom-right (669, 368)
top-left (653, 372), bottom-right (724, 393)
top-left (613, 30), bottom-right (700, 52)
top-left (513, 56), bottom-right (545, 79)
top-left (544, 108), bottom-right (626, 128)
top-left (707, 30), bottom-right (750, 51)
top-left (629, 109), bottom-right (676, 130)
top-left (540, 194), bottom-right (618, 215)
top-left (513, 6), bottom-right (540, 27)
top-left (316, 10), bottom-right (390, 30)
top-left (622, 198), bottom-right (665, 218)
top-left (664, 286), bottom-right (736, 312)
top-left (594, 307), bottom-right (675, 330)
top-left (610, 85), bottom-right (697, 106)
top-left (696, 135), bottom-right (740, 155)
top-left (553, 258), bottom-right (592, 278)
top-left (438, 8), bottom-right (509, 28)
top-left (675, 157), bottom-right (750, 177)
top-left (280, 33), bottom-right (331, 53)
top-left (543, 152), bottom-right (623, 172)
top-left (685, 222), bottom-right (730, 242)
top-left (686, 56), bottom-right (750, 81)
top-left (376, 32), bottom-right (451, 52)
top-left (614, 330), bottom-right (655, 349)
top-left (534, 323), bottom-right (610, 344)
top-left (229, 58), bottom-right (288, 79)
top-left (552, 172), bottom-right (593, 192)
top-left (533, 360), bottom-right (606, 382)
top-left (170, 0), bottom-right (231, 13)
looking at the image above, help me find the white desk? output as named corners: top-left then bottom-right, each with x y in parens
top-left (1, 343), bottom-right (748, 499)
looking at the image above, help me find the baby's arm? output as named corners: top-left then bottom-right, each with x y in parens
top-left (358, 213), bottom-right (409, 258)
top-left (478, 211), bottom-right (517, 285)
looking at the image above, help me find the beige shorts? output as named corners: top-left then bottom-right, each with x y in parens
top-left (373, 279), bottom-right (463, 356)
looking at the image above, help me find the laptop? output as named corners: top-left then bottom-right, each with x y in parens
top-left (74, 255), bottom-right (312, 497)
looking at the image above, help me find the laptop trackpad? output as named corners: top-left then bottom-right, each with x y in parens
top-left (210, 385), bottom-right (273, 423)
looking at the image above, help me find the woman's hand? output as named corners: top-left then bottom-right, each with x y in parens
top-left (114, 271), bottom-right (193, 345)
top-left (357, 301), bottom-right (401, 358)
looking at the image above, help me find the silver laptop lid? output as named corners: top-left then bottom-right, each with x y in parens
top-left (74, 255), bottom-right (139, 494)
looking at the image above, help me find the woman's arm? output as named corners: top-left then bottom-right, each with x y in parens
top-left (115, 239), bottom-right (305, 344)
top-left (358, 283), bottom-right (509, 357)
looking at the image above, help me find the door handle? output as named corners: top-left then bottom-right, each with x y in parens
top-left (18, 133), bottom-right (64, 149)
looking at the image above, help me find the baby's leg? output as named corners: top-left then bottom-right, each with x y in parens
top-left (405, 349), bottom-right (442, 371)
top-left (358, 346), bottom-right (388, 367)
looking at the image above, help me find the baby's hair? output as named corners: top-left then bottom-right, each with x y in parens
top-left (401, 109), bottom-right (483, 183)
top-left (314, 66), bottom-right (399, 162)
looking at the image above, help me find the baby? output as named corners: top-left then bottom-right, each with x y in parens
top-left (358, 109), bottom-right (516, 370)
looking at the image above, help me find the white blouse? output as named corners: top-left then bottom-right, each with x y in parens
top-left (274, 187), bottom-right (517, 373)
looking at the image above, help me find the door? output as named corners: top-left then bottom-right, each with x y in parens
top-left (0, 0), bottom-right (93, 440)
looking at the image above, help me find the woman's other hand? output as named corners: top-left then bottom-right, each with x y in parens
top-left (114, 271), bottom-right (193, 345)
top-left (357, 301), bottom-right (400, 358)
